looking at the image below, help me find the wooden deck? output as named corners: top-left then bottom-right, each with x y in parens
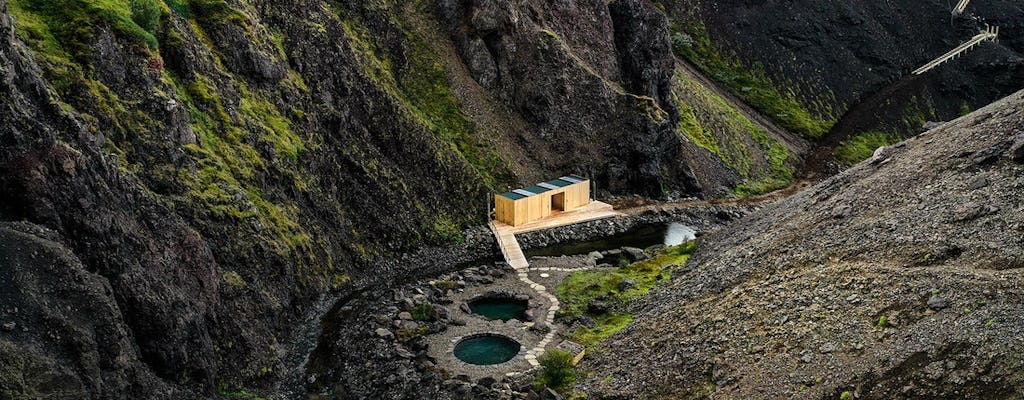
top-left (490, 201), bottom-right (620, 236)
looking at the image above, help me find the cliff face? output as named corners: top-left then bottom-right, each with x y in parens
top-left (0, 0), bottom-right (803, 397)
top-left (584, 89), bottom-right (1024, 398)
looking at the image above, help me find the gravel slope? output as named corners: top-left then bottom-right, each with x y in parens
top-left (584, 89), bottom-right (1024, 399)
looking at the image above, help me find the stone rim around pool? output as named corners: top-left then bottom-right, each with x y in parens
top-left (452, 333), bottom-right (524, 366)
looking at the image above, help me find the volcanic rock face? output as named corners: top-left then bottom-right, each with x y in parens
top-left (438, 0), bottom-right (698, 195)
top-left (583, 89), bottom-right (1024, 399)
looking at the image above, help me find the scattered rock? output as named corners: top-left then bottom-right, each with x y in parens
top-left (973, 141), bottom-right (1010, 165)
top-left (1, 322), bottom-right (15, 332)
top-left (967, 176), bottom-right (990, 190)
top-left (374, 328), bottom-right (394, 340)
top-left (927, 296), bottom-right (951, 311)
top-left (587, 300), bottom-right (610, 314)
top-left (800, 353), bottom-right (814, 363)
top-left (398, 311), bottom-right (413, 320)
top-left (1011, 134), bottom-right (1024, 163)
top-left (622, 247), bottom-right (649, 262)
top-left (831, 205), bottom-right (854, 219)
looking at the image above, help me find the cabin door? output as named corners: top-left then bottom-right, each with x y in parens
top-left (552, 192), bottom-right (565, 211)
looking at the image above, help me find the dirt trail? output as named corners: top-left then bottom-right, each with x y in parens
top-left (611, 180), bottom-right (812, 215)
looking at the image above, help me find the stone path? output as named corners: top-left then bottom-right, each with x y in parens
top-left (488, 205), bottom-right (621, 367)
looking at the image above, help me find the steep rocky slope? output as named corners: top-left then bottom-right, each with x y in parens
top-left (0, 0), bottom-right (805, 397)
top-left (584, 89), bottom-right (1024, 399)
top-left (658, 0), bottom-right (1023, 166)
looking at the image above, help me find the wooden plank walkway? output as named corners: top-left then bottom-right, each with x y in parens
top-left (913, 26), bottom-right (999, 75)
top-left (953, 0), bottom-right (971, 15)
top-left (490, 221), bottom-right (529, 269)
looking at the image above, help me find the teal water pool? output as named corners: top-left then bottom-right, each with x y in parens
top-left (454, 335), bottom-right (520, 365)
top-left (468, 298), bottom-right (528, 321)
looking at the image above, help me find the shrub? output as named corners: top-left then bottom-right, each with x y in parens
top-left (534, 349), bottom-right (577, 393)
top-left (130, 0), bottom-right (160, 34)
top-left (835, 131), bottom-right (898, 166)
top-left (411, 303), bottom-right (436, 321)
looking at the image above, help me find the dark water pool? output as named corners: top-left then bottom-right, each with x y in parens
top-left (468, 298), bottom-right (528, 321)
top-left (524, 222), bottom-right (696, 258)
top-left (454, 335), bottom-right (520, 365)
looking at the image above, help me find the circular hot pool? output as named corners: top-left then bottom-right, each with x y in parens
top-left (453, 334), bottom-right (521, 365)
top-left (467, 297), bottom-right (528, 321)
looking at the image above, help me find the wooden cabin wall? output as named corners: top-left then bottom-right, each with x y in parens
top-left (494, 179), bottom-right (592, 226)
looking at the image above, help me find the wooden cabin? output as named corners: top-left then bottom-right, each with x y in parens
top-left (494, 175), bottom-right (591, 226)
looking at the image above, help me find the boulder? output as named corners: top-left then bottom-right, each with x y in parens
top-left (477, 376), bottom-right (497, 388)
top-left (618, 278), bottom-right (637, 292)
top-left (1010, 133), bottom-right (1024, 163)
top-left (831, 205), bottom-right (853, 219)
top-left (927, 296), bottom-right (951, 311)
top-left (587, 300), bottom-right (610, 314)
top-left (622, 247), bottom-right (649, 262)
top-left (374, 328), bottom-right (394, 340)
top-left (541, 387), bottom-right (565, 400)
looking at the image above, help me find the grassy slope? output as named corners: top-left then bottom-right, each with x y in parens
top-left (666, 16), bottom-right (836, 139)
top-left (835, 96), bottom-right (937, 166)
top-left (673, 72), bottom-right (793, 197)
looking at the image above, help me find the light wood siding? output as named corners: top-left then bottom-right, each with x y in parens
top-left (495, 179), bottom-right (591, 226)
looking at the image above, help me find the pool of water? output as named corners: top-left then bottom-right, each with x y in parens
top-left (454, 335), bottom-right (521, 365)
top-left (468, 298), bottom-right (528, 321)
top-left (525, 222), bottom-right (696, 258)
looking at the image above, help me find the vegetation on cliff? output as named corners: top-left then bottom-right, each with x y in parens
top-left (669, 20), bottom-right (836, 139)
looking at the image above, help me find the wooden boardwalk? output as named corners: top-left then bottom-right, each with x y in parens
top-left (490, 221), bottom-right (529, 269)
top-left (953, 0), bottom-right (971, 15)
top-left (913, 26), bottom-right (999, 75)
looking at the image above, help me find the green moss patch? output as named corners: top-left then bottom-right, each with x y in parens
top-left (8, 0), bottom-right (160, 57)
top-left (556, 243), bottom-right (697, 346)
top-left (834, 96), bottom-right (935, 166)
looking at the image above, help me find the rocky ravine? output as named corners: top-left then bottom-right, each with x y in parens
top-left (584, 89), bottom-right (1024, 399)
top-left (0, 0), bottom-right (801, 397)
